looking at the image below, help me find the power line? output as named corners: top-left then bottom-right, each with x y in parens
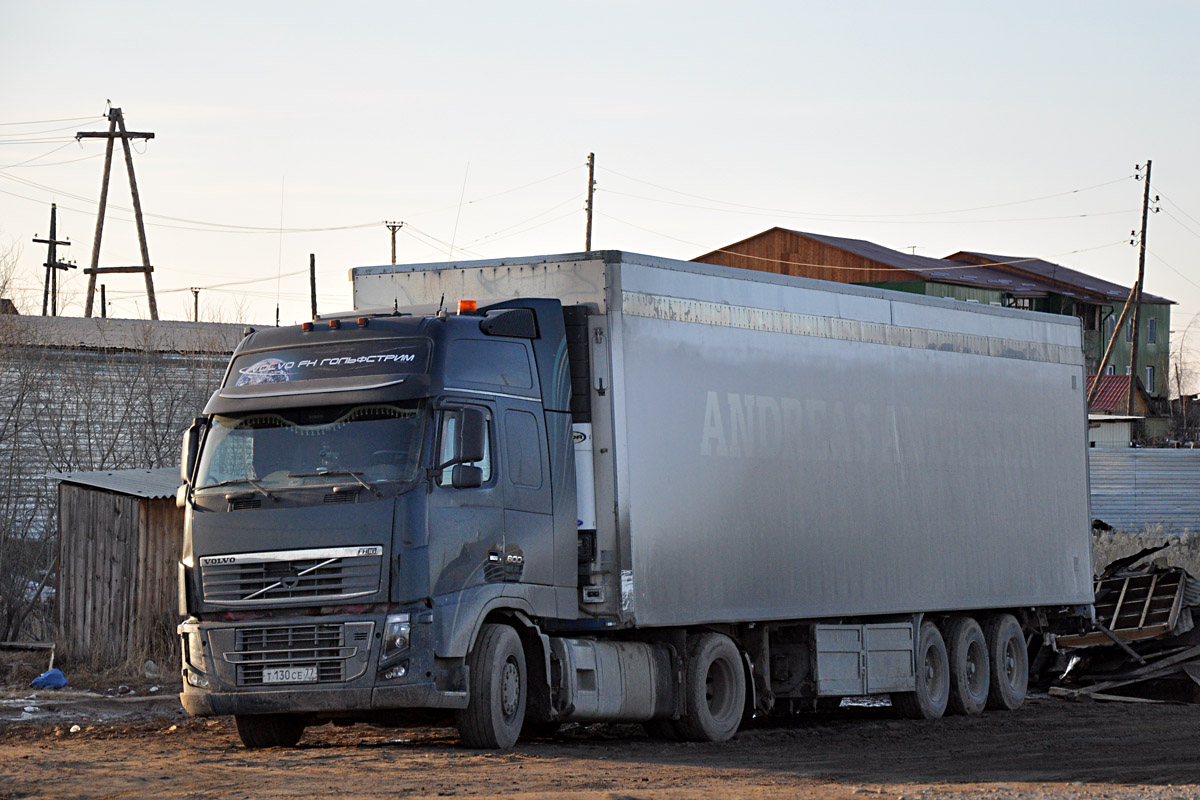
top-left (597, 166), bottom-right (1133, 220)
top-left (600, 187), bottom-right (1136, 224)
top-left (0, 142), bottom-right (75, 169)
top-left (0, 122), bottom-right (101, 138)
top-left (596, 209), bottom-right (1127, 274)
top-left (0, 115), bottom-right (105, 126)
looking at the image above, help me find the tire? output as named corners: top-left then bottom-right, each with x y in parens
top-left (892, 621), bottom-right (950, 720)
top-left (984, 614), bottom-right (1028, 711)
top-left (675, 633), bottom-right (746, 742)
top-left (234, 713), bottom-right (305, 748)
top-left (945, 617), bottom-right (990, 716)
top-left (456, 624), bottom-right (527, 749)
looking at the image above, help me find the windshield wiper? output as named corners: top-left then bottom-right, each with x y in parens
top-left (287, 469), bottom-right (380, 497)
top-left (195, 477), bottom-right (275, 499)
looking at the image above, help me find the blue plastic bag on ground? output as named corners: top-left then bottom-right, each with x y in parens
top-left (30, 668), bottom-right (68, 689)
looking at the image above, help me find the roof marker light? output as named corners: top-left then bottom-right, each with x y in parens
top-left (457, 300), bottom-right (477, 315)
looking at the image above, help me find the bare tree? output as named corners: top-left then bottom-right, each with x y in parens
top-left (1170, 315), bottom-right (1200, 442)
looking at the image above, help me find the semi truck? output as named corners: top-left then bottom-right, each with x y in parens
top-left (177, 250), bottom-right (1094, 748)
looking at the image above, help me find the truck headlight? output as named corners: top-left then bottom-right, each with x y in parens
top-left (381, 613), bottom-right (411, 661)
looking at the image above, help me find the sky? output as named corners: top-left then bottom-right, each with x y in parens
top-left (2, 2), bottom-right (1199, 362)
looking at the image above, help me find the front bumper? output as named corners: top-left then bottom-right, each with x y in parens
top-left (178, 612), bottom-right (466, 717)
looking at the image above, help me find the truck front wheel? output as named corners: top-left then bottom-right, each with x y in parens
top-left (676, 633), bottom-right (745, 742)
top-left (456, 623), bottom-right (526, 749)
top-left (234, 713), bottom-right (306, 748)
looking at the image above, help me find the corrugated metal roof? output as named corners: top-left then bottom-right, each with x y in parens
top-left (0, 316), bottom-right (247, 353)
top-left (1090, 449), bottom-right (1200, 531)
top-left (49, 467), bottom-right (181, 499)
top-left (951, 251), bottom-right (1173, 305)
top-left (790, 231), bottom-right (1084, 298)
top-left (1086, 374), bottom-right (1151, 414)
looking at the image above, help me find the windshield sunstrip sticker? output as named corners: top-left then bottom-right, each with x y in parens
top-left (228, 341), bottom-right (430, 389)
top-left (621, 290), bottom-right (1083, 367)
top-left (199, 546), bottom-right (382, 566)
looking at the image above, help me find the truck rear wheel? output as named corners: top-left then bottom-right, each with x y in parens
top-left (676, 633), bottom-right (745, 742)
top-left (456, 623), bottom-right (526, 749)
top-left (984, 613), bottom-right (1028, 711)
top-left (892, 621), bottom-right (949, 720)
top-left (234, 713), bottom-right (305, 748)
top-left (945, 617), bottom-right (990, 716)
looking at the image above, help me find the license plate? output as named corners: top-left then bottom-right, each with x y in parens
top-left (262, 666), bottom-right (317, 684)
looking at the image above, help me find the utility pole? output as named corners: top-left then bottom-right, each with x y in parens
top-left (33, 203), bottom-right (75, 316)
top-left (309, 253), bottom-right (318, 319)
top-left (100, 285), bottom-right (107, 318)
top-left (190, 288), bottom-right (200, 322)
top-left (584, 153), bottom-right (596, 251)
top-left (385, 221), bottom-right (403, 265)
top-left (1127, 161), bottom-right (1158, 415)
top-left (76, 107), bottom-right (159, 319)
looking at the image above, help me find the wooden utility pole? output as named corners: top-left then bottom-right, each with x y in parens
top-left (309, 253), bottom-right (318, 319)
top-left (1127, 161), bottom-right (1155, 415)
top-left (1088, 281), bottom-right (1139, 408)
top-left (385, 221), bottom-right (403, 265)
top-left (76, 107), bottom-right (159, 319)
top-left (33, 203), bottom-right (75, 316)
top-left (585, 153), bottom-right (596, 251)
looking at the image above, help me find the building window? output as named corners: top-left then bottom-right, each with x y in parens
top-left (1148, 317), bottom-right (1157, 344)
top-left (1126, 366), bottom-right (1132, 376)
top-left (1126, 318), bottom-right (1134, 343)
top-left (1146, 366), bottom-right (1155, 393)
top-left (1104, 315), bottom-right (1116, 341)
top-left (1105, 365), bottom-right (1115, 376)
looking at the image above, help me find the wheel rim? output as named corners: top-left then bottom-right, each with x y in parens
top-left (705, 657), bottom-right (738, 722)
top-left (500, 656), bottom-right (521, 721)
top-left (966, 639), bottom-right (987, 698)
top-left (923, 645), bottom-right (945, 699)
top-left (1002, 637), bottom-right (1020, 688)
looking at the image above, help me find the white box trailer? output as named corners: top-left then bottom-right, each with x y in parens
top-left (352, 250), bottom-right (1093, 629)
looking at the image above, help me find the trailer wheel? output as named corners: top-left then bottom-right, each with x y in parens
top-left (984, 614), bottom-right (1028, 711)
top-left (456, 623), bottom-right (527, 749)
top-left (676, 633), bottom-right (746, 742)
top-left (234, 713), bottom-right (305, 748)
top-left (892, 621), bottom-right (949, 720)
top-left (945, 617), bottom-right (990, 716)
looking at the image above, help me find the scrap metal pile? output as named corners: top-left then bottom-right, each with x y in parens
top-left (1047, 544), bottom-right (1200, 704)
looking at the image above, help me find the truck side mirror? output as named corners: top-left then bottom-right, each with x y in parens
top-left (181, 417), bottom-right (204, 485)
top-left (457, 408), bottom-right (486, 464)
top-left (451, 464), bottom-right (483, 489)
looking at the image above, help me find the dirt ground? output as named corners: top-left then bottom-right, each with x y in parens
top-left (2, 677), bottom-right (1200, 800)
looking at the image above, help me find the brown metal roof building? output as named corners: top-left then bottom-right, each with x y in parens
top-left (695, 228), bottom-right (1173, 402)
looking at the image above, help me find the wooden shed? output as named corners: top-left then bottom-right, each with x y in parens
top-left (55, 468), bottom-right (182, 668)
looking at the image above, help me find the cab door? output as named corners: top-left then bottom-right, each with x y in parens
top-left (426, 403), bottom-right (504, 596)
top-left (500, 405), bottom-right (554, 586)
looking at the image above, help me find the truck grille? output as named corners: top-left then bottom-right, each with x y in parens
top-left (227, 622), bottom-right (374, 686)
top-left (200, 546), bottom-right (384, 606)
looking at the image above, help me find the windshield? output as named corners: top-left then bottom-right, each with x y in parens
top-left (195, 403), bottom-right (424, 494)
